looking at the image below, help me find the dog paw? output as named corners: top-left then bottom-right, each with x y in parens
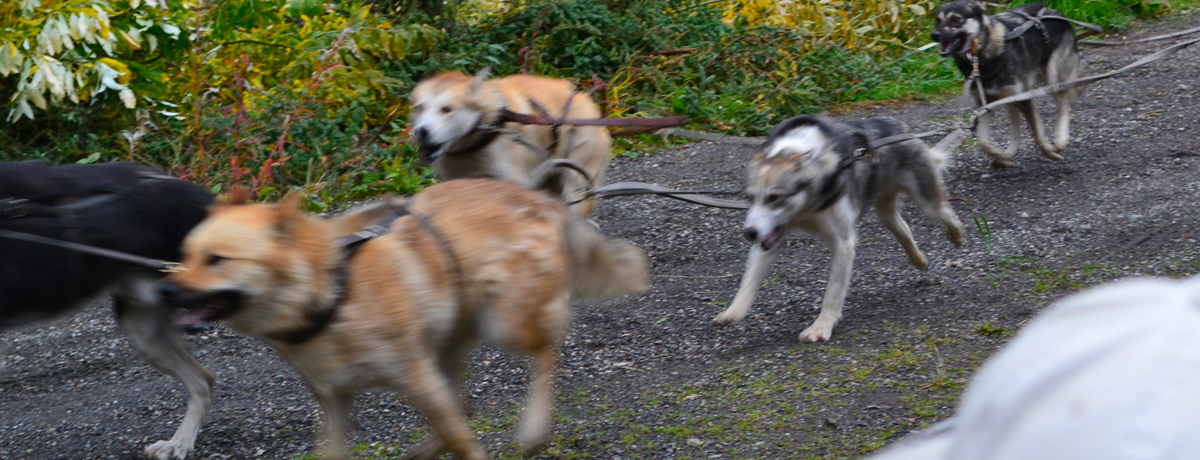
top-left (711, 309), bottom-right (745, 326)
top-left (520, 434), bottom-right (549, 458)
top-left (399, 437), bottom-right (445, 460)
top-left (909, 253), bottom-right (929, 271)
top-left (144, 439), bottom-right (192, 460)
top-left (319, 447), bottom-right (349, 460)
top-left (948, 228), bottom-right (967, 247)
top-left (990, 158), bottom-right (1015, 169)
top-left (1041, 150), bottom-right (1065, 161)
top-left (799, 324), bottom-right (834, 342)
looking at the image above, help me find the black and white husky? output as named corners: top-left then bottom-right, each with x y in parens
top-left (0, 161), bottom-right (213, 459)
top-left (713, 116), bottom-right (966, 342)
top-left (933, 0), bottom-right (1082, 168)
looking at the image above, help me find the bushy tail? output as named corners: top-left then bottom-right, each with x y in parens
top-left (928, 128), bottom-right (967, 172)
top-left (565, 219), bottom-right (649, 299)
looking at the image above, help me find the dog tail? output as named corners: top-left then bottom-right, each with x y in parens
top-left (928, 128), bottom-right (967, 171)
top-left (564, 219), bottom-right (650, 299)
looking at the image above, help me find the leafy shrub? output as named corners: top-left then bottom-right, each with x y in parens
top-left (0, 0), bottom-right (191, 122)
top-left (3, 0), bottom-right (439, 206)
top-left (2, 0), bottom-right (1193, 206)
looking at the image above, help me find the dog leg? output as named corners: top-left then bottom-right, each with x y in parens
top-left (396, 338), bottom-right (474, 460)
top-left (713, 243), bottom-right (783, 326)
top-left (975, 109), bottom-right (1015, 168)
top-left (400, 437), bottom-right (446, 460)
top-left (313, 387), bottom-right (354, 460)
top-left (1017, 100), bottom-right (1062, 160)
top-left (907, 180), bottom-right (967, 248)
top-left (114, 295), bottom-right (214, 460)
top-left (518, 345), bottom-right (557, 455)
top-left (398, 354), bottom-right (486, 460)
top-left (1004, 104), bottom-right (1023, 159)
top-left (1052, 92), bottom-right (1072, 152)
top-left (875, 195), bottom-right (928, 270)
top-left (918, 199), bottom-right (967, 248)
top-left (799, 232), bottom-right (856, 342)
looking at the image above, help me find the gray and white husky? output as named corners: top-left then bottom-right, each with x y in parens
top-left (713, 116), bottom-right (966, 342)
top-left (933, 0), bottom-right (1082, 168)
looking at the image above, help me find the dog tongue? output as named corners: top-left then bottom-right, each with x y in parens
top-left (176, 309), bottom-right (217, 327)
top-left (761, 227), bottom-right (784, 250)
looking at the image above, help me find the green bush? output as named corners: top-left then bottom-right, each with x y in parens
top-left (2, 0), bottom-right (1193, 205)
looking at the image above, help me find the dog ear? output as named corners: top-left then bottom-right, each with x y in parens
top-left (225, 185), bottom-right (251, 205)
top-left (968, 0), bottom-right (987, 13)
top-left (208, 185), bottom-right (252, 214)
top-left (273, 193), bottom-right (305, 234)
top-left (469, 66), bottom-right (492, 93)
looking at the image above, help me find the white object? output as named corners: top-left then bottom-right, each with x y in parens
top-left (869, 277), bottom-right (1200, 460)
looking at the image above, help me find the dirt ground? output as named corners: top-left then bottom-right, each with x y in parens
top-left (4, 13), bottom-right (1200, 460)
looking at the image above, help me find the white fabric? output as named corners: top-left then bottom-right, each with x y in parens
top-left (868, 277), bottom-right (1200, 460)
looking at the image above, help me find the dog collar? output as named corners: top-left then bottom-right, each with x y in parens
top-left (269, 202), bottom-right (465, 346)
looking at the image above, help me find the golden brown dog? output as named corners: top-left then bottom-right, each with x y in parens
top-left (158, 180), bottom-right (648, 459)
top-left (410, 69), bottom-right (612, 217)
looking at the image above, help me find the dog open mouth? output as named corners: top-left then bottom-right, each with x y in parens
top-left (418, 142), bottom-right (448, 163)
top-left (939, 36), bottom-right (967, 57)
top-left (761, 226), bottom-right (785, 251)
top-left (173, 290), bottom-right (246, 327)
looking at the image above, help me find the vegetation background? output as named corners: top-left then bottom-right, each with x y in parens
top-left (0, 0), bottom-right (1188, 206)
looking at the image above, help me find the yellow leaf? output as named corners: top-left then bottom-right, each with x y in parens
top-left (117, 29), bottom-right (141, 49)
top-left (98, 57), bottom-right (128, 75)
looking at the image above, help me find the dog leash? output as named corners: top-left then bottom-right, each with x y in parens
top-left (495, 108), bottom-right (687, 129)
top-left (1079, 25), bottom-right (1200, 46)
top-left (0, 228), bottom-right (184, 272)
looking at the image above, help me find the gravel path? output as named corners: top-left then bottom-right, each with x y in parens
top-left (4, 13), bottom-right (1200, 460)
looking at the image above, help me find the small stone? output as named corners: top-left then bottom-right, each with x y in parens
top-left (1020, 212), bottom-right (1030, 218)
top-left (687, 437), bottom-right (703, 446)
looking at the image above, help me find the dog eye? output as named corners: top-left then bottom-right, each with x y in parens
top-left (440, 106), bottom-right (453, 114)
top-left (951, 17), bottom-right (963, 26)
top-left (764, 193), bottom-right (784, 205)
top-left (206, 254), bottom-right (229, 266)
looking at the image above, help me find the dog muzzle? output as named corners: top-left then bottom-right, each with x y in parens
top-left (158, 282), bottom-right (246, 327)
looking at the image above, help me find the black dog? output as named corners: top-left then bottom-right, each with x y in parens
top-left (0, 161), bottom-right (214, 460)
top-left (933, 0), bottom-right (1081, 167)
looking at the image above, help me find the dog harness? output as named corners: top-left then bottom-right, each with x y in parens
top-left (269, 202), bottom-right (466, 345)
top-left (781, 130), bottom-right (935, 212)
top-left (1002, 7), bottom-right (1102, 42)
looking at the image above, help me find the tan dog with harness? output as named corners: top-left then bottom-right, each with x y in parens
top-left (410, 69), bottom-right (612, 217)
top-left (156, 180), bottom-right (648, 460)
